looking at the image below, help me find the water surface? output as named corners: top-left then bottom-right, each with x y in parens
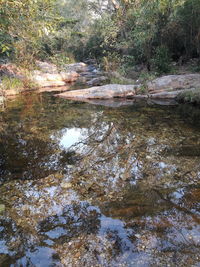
top-left (0, 93), bottom-right (200, 266)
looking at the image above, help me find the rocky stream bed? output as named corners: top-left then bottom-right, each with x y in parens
top-left (0, 90), bottom-right (200, 266)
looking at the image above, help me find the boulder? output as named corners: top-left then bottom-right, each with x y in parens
top-left (31, 63), bottom-right (79, 87)
top-left (87, 76), bottom-right (109, 86)
top-left (147, 74), bottom-right (200, 92)
top-left (57, 84), bottom-right (140, 100)
top-left (64, 62), bottom-right (88, 73)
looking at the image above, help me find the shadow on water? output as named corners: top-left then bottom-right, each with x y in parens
top-left (0, 92), bottom-right (200, 266)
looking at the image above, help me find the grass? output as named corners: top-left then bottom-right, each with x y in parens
top-left (109, 76), bottom-right (133, 85)
top-left (1, 76), bottom-right (24, 92)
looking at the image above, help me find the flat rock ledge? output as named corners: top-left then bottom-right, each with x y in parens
top-left (135, 88), bottom-right (196, 100)
top-left (57, 84), bottom-right (140, 99)
top-left (31, 71), bottom-right (79, 87)
top-left (56, 74), bottom-right (200, 101)
top-left (147, 74), bottom-right (200, 92)
top-left (31, 61), bottom-right (85, 88)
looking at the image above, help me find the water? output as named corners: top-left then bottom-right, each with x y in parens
top-left (0, 92), bottom-right (200, 266)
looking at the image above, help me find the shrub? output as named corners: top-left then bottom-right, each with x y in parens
top-left (151, 46), bottom-right (171, 74)
top-left (49, 53), bottom-right (75, 69)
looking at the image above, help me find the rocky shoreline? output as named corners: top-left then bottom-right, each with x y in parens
top-left (1, 61), bottom-right (200, 106)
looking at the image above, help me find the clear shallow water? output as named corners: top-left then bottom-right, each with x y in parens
top-left (0, 92), bottom-right (200, 266)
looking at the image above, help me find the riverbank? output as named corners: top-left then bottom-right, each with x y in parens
top-left (1, 61), bottom-right (200, 106)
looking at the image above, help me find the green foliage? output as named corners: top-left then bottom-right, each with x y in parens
top-left (0, 0), bottom-right (61, 63)
top-left (82, 15), bottom-right (119, 61)
top-left (80, 0), bottom-right (200, 73)
top-left (50, 53), bottom-right (75, 68)
top-left (151, 46), bottom-right (171, 74)
top-left (0, 0), bottom-right (200, 74)
top-left (1, 76), bottom-right (24, 92)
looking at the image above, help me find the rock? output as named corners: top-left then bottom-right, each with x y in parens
top-left (31, 68), bottom-right (79, 88)
top-left (147, 74), bottom-right (200, 92)
top-left (38, 86), bottom-right (70, 93)
top-left (35, 61), bottom-right (58, 73)
top-left (86, 76), bottom-right (109, 86)
top-left (64, 62), bottom-right (88, 73)
top-left (149, 88), bottom-right (195, 99)
top-left (4, 89), bottom-right (22, 96)
top-left (134, 94), bottom-right (149, 99)
top-left (80, 72), bottom-right (96, 78)
top-left (61, 182), bottom-right (72, 189)
top-left (56, 84), bottom-right (140, 100)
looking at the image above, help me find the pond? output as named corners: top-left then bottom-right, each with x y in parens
top-left (0, 92), bottom-right (200, 266)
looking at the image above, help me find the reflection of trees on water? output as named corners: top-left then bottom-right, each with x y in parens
top-left (39, 202), bottom-right (101, 243)
top-left (66, 104), bottom-right (200, 201)
top-left (0, 94), bottom-right (97, 183)
top-left (0, 202), bottom-right (101, 266)
top-left (101, 186), bottom-right (200, 264)
top-left (0, 93), bottom-right (200, 266)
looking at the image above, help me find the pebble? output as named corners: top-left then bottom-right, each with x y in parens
top-left (61, 182), bottom-right (72, 189)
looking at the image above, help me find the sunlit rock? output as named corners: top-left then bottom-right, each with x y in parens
top-left (31, 61), bottom-right (79, 87)
top-left (147, 74), bottom-right (200, 92)
top-left (64, 62), bottom-right (88, 73)
top-left (57, 84), bottom-right (140, 99)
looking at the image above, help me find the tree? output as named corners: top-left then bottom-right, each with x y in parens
top-left (0, 0), bottom-right (60, 62)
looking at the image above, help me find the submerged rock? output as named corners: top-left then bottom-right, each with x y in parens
top-left (57, 84), bottom-right (140, 100)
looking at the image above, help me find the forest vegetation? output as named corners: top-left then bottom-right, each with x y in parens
top-left (0, 0), bottom-right (200, 75)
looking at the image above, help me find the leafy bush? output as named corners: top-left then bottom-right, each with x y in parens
top-left (151, 46), bottom-right (171, 74)
top-left (50, 53), bottom-right (75, 69)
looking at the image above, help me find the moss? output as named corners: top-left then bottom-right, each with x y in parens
top-left (176, 88), bottom-right (200, 104)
